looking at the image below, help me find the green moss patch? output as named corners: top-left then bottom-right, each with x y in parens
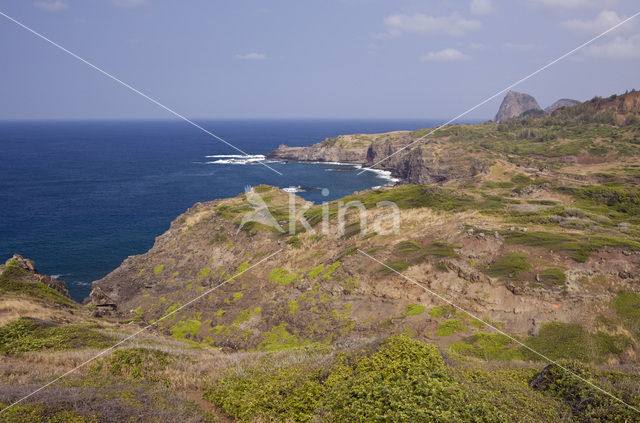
top-left (436, 318), bottom-right (467, 336)
top-left (268, 268), bottom-right (298, 286)
top-left (405, 304), bottom-right (426, 316)
top-left (170, 319), bottom-right (202, 342)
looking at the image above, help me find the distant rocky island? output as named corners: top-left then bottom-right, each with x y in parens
top-left (494, 91), bottom-right (580, 123)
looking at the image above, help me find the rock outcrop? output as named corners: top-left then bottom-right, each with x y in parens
top-left (1, 254), bottom-right (70, 299)
top-left (494, 91), bottom-right (542, 123)
top-left (544, 98), bottom-right (580, 113)
top-left (268, 133), bottom-right (489, 185)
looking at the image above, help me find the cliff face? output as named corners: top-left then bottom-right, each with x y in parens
top-left (267, 144), bottom-right (368, 163)
top-left (544, 98), bottom-right (580, 113)
top-left (494, 91), bottom-right (542, 123)
top-left (268, 132), bottom-right (488, 185)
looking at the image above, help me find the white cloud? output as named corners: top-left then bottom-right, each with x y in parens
top-left (584, 34), bottom-right (640, 59)
top-left (235, 53), bottom-right (268, 61)
top-left (525, 0), bottom-right (616, 9)
top-left (34, 0), bottom-right (68, 11)
top-left (562, 10), bottom-right (633, 35)
top-left (377, 13), bottom-right (482, 38)
top-left (421, 48), bottom-right (470, 62)
top-left (470, 0), bottom-right (493, 15)
top-left (109, 0), bottom-right (149, 7)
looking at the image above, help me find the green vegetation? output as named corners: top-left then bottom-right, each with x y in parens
top-left (538, 268), bottom-right (567, 285)
top-left (525, 323), bottom-right (591, 361)
top-left (268, 268), bottom-right (298, 286)
top-left (288, 300), bottom-right (299, 315)
top-left (0, 264), bottom-right (73, 306)
top-left (0, 402), bottom-right (97, 422)
top-left (381, 240), bottom-right (459, 275)
top-left (101, 348), bottom-right (170, 382)
top-left (502, 230), bottom-right (640, 262)
top-left (257, 323), bottom-right (310, 351)
top-left (450, 332), bottom-right (522, 361)
top-left (613, 291), bottom-right (640, 338)
top-left (215, 203), bottom-right (252, 219)
top-left (340, 185), bottom-right (477, 211)
top-left (307, 264), bottom-right (324, 279)
top-left (529, 360), bottom-right (640, 423)
top-left (429, 305), bottom-right (457, 318)
top-left (340, 277), bottom-right (359, 294)
top-left (321, 262), bottom-right (340, 280)
top-left (153, 264), bottom-right (164, 275)
top-left (377, 259), bottom-right (410, 275)
top-left (253, 185), bottom-right (273, 193)
top-left (563, 185), bottom-right (640, 220)
top-left (286, 236), bottom-right (302, 248)
top-left (170, 319), bottom-right (201, 342)
top-left (205, 335), bottom-right (574, 422)
top-left (486, 252), bottom-right (531, 279)
top-left (233, 307), bottom-right (261, 324)
top-left (0, 318), bottom-right (113, 355)
top-left (405, 304), bottom-right (425, 316)
top-left (209, 232), bottom-right (228, 244)
top-left (451, 322), bottom-right (631, 364)
top-left (197, 267), bottom-right (211, 280)
top-left (436, 318), bottom-right (466, 336)
top-left (422, 241), bottom-right (460, 258)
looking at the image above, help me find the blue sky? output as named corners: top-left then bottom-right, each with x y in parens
top-left (0, 0), bottom-right (638, 120)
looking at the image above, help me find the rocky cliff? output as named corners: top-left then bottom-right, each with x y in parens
top-left (544, 98), bottom-right (580, 113)
top-left (494, 91), bottom-right (542, 123)
top-left (268, 131), bottom-right (489, 185)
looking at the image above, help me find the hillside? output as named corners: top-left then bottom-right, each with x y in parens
top-left (1, 90), bottom-right (640, 422)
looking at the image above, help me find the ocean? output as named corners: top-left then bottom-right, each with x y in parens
top-left (0, 119), bottom-right (444, 301)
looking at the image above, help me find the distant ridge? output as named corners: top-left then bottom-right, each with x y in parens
top-left (545, 98), bottom-right (580, 113)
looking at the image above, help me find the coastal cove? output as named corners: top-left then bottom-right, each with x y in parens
top-left (0, 118), bottom-right (444, 301)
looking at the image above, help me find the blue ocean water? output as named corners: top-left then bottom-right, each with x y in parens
top-left (0, 119), bottom-right (443, 301)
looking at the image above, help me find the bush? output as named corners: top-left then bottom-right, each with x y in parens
top-left (205, 335), bottom-right (570, 422)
